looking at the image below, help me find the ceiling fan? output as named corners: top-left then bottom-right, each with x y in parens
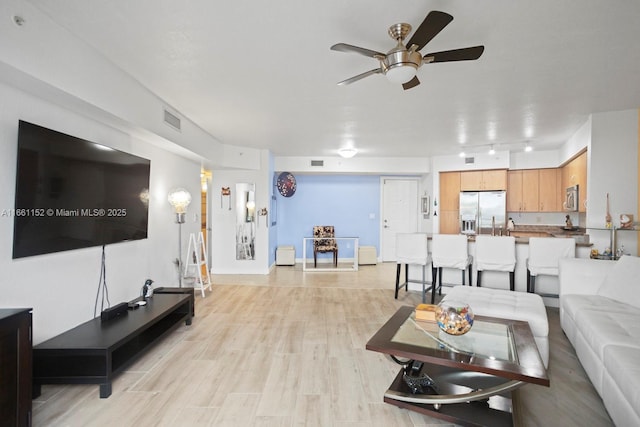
top-left (330, 10), bottom-right (484, 90)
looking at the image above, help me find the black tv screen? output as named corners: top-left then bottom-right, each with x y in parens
top-left (13, 120), bottom-right (151, 259)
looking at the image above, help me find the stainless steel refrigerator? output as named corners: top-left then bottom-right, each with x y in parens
top-left (459, 191), bottom-right (507, 234)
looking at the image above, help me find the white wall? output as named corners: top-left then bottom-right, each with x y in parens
top-left (587, 109), bottom-right (638, 255)
top-left (0, 82), bottom-right (201, 344)
top-left (509, 149), bottom-right (563, 170)
top-left (210, 150), bottom-right (272, 274)
top-left (562, 117), bottom-right (591, 162)
top-left (0, 0), bottom-right (225, 166)
top-left (274, 156), bottom-right (430, 175)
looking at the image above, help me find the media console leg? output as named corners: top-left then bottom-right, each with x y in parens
top-left (99, 383), bottom-right (112, 398)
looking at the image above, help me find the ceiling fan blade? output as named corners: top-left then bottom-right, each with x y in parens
top-left (330, 43), bottom-right (385, 58)
top-left (402, 76), bottom-right (421, 90)
top-left (423, 46), bottom-right (485, 63)
top-left (337, 68), bottom-right (382, 86)
top-left (405, 11), bottom-right (453, 51)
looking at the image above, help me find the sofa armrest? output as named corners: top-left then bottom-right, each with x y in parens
top-left (559, 258), bottom-right (614, 296)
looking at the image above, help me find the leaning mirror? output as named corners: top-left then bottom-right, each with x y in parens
top-left (236, 183), bottom-right (255, 260)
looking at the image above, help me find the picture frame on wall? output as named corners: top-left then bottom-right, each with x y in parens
top-left (421, 196), bottom-right (430, 214)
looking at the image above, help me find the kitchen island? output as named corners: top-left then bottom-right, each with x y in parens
top-left (407, 227), bottom-right (594, 305)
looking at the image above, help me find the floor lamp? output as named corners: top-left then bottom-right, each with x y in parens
top-left (168, 188), bottom-right (192, 287)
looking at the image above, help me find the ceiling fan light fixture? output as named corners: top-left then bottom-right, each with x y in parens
top-left (383, 48), bottom-right (422, 84)
top-left (488, 145), bottom-right (496, 155)
top-left (332, 11), bottom-right (484, 89)
top-left (338, 147), bottom-right (358, 158)
top-left (525, 143), bottom-right (533, 152)
top-left (385, 63), bottom-right (418, 84)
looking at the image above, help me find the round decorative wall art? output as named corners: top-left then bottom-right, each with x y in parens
top-left (276, 172), bottom-right (297, 197)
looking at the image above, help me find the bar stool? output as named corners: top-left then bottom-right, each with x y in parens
top-left (431, 234), bottom-right (473, 303)
top-left (394, 233), bottom-right (432, 303)
top-left (475, 235), bottom-right (517, 291)
top-left (527, 237), bottom-right (576, 297)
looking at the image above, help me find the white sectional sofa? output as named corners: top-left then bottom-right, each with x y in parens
top-left (559, 255), bottom-right (640, 427)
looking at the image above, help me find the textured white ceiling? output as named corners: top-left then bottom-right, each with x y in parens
top-left (25, 0), bottom-right (640, 158)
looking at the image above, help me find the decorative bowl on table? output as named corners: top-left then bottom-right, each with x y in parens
top-left (435, 301), bottom-right (474, 335)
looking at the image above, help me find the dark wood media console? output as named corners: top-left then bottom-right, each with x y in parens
top-left (33, 293), bottom-right (193, 398)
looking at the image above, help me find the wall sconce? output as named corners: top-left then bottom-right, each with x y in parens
top-left (246, 199), bottom-right (256, 222)
top-left (168, 188), bottom-right (192, 223)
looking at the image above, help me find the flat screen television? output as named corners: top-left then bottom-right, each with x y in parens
top-left (13, 120), bottom-right (151, 259)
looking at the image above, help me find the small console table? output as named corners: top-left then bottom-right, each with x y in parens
top-left (33, 293), bottom-right (193, 398)
top-left (301, 237), bottom-right (359, 271)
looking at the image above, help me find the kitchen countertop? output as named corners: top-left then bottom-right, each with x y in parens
top-left (510, 224), bottom-right (586, 235)
top-left (465, 224), bottom-right (592, 246)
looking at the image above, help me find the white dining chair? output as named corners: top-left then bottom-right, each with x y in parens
top-left (527, 237), bottom-right (576, 297)
top-left (431, 234), bottom-right (473, 302)
top-left (475, 235), bottom-right (517, 291)
top-left (394, 233), bottom-right (432, 303)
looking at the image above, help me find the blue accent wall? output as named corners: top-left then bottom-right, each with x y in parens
top-left (275, 175), bottom-right (380, 261)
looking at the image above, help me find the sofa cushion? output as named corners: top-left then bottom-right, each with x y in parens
top-left (571, 297), bottom-right (640, 360)
top-left (561, 294), bottom-right (603, 322)
top-left (597, 255), bottom-right (640, 308)
top-left (443, 286), bottom-right (549, 366)
top-left (444, 286), bottom-right (548, 337)
top-left (602, 345), bottom-right (640, 426)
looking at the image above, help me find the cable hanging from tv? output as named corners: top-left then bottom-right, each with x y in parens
top-left (93, 245), bottom-right (111, 318)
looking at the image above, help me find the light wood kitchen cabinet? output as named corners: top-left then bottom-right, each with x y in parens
top-left (507, 169), bottom-right (539, 212)
top-left (538, 168), bottom-right (561, 212)
top-left (460, 171), bottom-right (482, 191)
top-left (439, 172), bottom-right (460, 210)
top-left (507, 170), bottom-right (523, 212)
top-left (460, 169), bottom-right (507, 191)
top-left (562, 151), bottom-right (587, 213)
top-left (439, 210), bottom-right (461, 235)
top-left (439, 172), bottom-right (460, 234)
top-left (482, 169), bottom-right (508, 190)
top-left (508, 168), bottom-right (565, 212)
top-left (522, 170), bottom-right (539, 212)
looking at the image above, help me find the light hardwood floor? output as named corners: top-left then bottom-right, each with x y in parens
top-left (32, 263), bottom-right (614, 426)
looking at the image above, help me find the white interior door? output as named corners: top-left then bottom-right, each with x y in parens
top-left (381, 178), bottom-right (419, 261)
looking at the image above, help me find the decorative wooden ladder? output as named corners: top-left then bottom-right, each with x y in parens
top-left (183, 232), bottom-right (212, 297)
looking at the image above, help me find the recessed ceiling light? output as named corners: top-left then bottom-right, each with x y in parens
top-left (338, 147), bottom-right (357, 158)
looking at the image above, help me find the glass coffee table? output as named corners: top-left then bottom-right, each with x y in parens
top-left (366, 306), bottom-right (549, 427)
